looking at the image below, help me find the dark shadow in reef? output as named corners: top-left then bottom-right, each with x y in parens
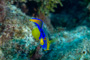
top-left (50, 0), bottom-right (90, 31)
top-left (13, 1), bottom-right (40, 17)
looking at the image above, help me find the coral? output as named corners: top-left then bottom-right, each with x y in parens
top-left (0, 0), bottom-right (89, 60)
top-left (30, 0), bottom-right (63, 15)
top-left (12, 0), bottom-right (63, 15)
top-left (21, 3), bottom-right (28, 14)
top-left (0, 2), bottom-right (90, 60)
top-left (0, 4), bottom-right (44, 60)
top-left (0, 0), bottom-right (6, 22)
top-left (38, 0), bottom-right (63, 15)
top-left (30, 45), bottom-right (44, 60)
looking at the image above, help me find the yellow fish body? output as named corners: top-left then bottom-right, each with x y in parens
top-left (32, 27), bottom-right (40, 40)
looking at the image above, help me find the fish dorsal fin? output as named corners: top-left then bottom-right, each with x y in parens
top-left (30, 18), bottom-right (43, 28)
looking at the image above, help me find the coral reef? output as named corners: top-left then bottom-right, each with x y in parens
top-left (0, 4), bottom-right (41, 60)
top-left (0, 0), bottom-right (90, 60)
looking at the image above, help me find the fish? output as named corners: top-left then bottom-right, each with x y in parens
top-left (30, 18), bottom-right (51, 50)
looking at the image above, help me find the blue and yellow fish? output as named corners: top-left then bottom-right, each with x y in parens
top-left (30, 18), bottom-right (51, 50)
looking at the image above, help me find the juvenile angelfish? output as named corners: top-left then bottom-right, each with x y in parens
top-left (30, 18), bottom-right (51, 50)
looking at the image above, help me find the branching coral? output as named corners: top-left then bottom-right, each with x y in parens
top-left (38, 0), bottom-right (63, 15)
top-left (28, 0), bottom-right (63, 15)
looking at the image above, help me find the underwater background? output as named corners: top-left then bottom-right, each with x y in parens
top-left (0, 0), bottom-right (90, 60)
